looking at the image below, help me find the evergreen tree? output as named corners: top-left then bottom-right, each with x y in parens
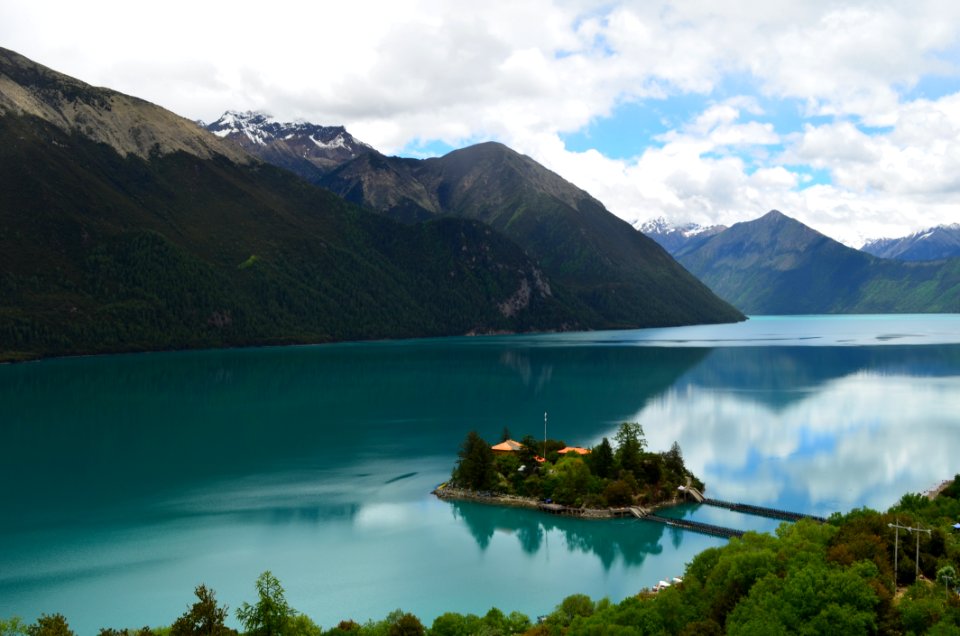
top-left (236, 572), bottom-right (297, 636)
top-left (590, 437), bottom-right (615, 479)
top-left (664, 441), bottom-right (684, 475)
top-left (454, 431), bottom-right (495, 490)
top-left (614, 422), bottom-right (646, 477)
top-left (518, 435), bottom-right (542, 467)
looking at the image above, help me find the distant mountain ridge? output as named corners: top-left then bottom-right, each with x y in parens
top-left (674, 210), bottom-right (960, 314)
top-left (861, 224), bottom-right (960, 261)
top-left (207, 111), bottom-right (745, 328)
top-left (637, 217), bottom-right (728, 255)
top-left (203, 110), bottom-right (372, 180)
top-left (313, 141), bottom-right (745, 328)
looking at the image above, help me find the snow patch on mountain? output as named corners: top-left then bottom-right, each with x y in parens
top-left (202, 111), bottom-right (375, 177)
top-left (636, 217), bottom-right (728, 254)
top-left (637, 217), bottom-right (725, 238)
top-left (861, 224), bottom-right (960, 261)
top-left (205, 111), bottom-right (373, 152)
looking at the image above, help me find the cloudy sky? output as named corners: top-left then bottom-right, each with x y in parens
top-left (3, 0), bottom-right (959, 245)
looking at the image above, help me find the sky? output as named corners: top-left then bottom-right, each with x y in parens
top-left (2, 0), bottom-right (960, 246)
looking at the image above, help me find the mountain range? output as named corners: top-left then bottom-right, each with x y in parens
top-left (206, 111), bottom-right (743, 329)
top-left (861, 224), bottom-right (960, 261)
top-left (0, 49), bottom-right (742, 361)
top-left (668, 211), bottom-right (960, 314)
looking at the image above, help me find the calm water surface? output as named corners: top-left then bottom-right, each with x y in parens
top-left (2, 315), bottom-right (960, 632)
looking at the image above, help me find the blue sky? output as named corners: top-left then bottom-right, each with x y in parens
top-left (3, 0), bottom-right (959, 245)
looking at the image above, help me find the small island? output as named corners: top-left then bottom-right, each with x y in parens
top-left (435, 422), bottom-right (704, 517)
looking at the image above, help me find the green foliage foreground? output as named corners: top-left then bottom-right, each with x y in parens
top-left (6, 477), bottom-right (960, 635)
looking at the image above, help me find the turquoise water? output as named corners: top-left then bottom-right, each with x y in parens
top-left (2, 315), bottom-right (960, 632)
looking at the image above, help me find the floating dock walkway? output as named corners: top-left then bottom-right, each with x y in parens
top-left (629, 507), bottom-right (744, 539)
top-left (682, 486), bottom-right (828, 523)
top-left (700, 498), bottom-right (828, 523)
top-left (626, 488), bottom-right (827, 539)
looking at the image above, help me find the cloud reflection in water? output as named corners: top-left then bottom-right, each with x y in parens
top-left (632, 365), bottom-right (960, 516)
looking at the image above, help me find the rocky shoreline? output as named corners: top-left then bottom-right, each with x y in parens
top-left (432, 483), bottom-right (688, 519)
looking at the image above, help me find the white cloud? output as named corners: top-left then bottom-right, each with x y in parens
top-left (2, 0), bottom-right (959, 242)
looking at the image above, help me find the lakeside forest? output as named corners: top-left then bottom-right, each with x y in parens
top-left (5, 471), bottom-right (960, 635)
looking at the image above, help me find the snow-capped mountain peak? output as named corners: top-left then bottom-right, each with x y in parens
top-left (861, 223), bottom-right (960, 261)
top-left (636, 217), bottom-right (728, 255)
top-left (636, 217), bottom-right (672, 235)
top-left (206, 111), bottom-right (280, 145)
top-left (202, 111), bottom-right (375, 178)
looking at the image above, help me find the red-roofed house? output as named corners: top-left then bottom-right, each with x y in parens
top-left (491, 439), bottom-right (524, 454)
top-left (557, 446), bottom-right (591, 455)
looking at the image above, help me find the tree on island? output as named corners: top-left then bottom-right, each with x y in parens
top-left (454, 431), bottom-right (495, 490)
top-left (614, 422), bottom-right (646, 476)
top-left (664, 441), bottom-right (684, 475)
top-left (589, 437), bottom-right (615, 479)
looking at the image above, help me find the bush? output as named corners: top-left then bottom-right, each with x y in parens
top-left (603, 480), bottom-right (634, 507)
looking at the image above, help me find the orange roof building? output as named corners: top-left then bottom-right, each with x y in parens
top-left (491, 439), bottom-right (524, 454)
top-left (557, 446), bottom-right (591, 455)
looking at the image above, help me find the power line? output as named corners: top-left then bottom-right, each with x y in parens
top-left (888, 519), bottom-right (932, 588)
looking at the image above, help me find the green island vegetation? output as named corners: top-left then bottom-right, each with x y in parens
top-left (441, 423), bottom-right (704, 510)
top-left (5, 476), bottom-right (960, 635)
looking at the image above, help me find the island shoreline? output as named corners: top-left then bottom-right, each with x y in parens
top-left (432, 483), bottom-right (689, 519)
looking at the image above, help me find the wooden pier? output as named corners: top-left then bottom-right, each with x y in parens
top-left (627, 488), bottom-right (827, 539)
top-left (701, 498), bottom-right (827, 523)
top-left (629, 507), bottom-right (744, 538)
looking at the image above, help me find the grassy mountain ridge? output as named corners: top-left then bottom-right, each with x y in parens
top-left (320, 141), bottom-right (746, 328)
top-left (0, 107), bottom-right (585, 361)
top-left (0, 47), bottom-right (248, 163)
top-left (676, 210), bottom-right (960, 314)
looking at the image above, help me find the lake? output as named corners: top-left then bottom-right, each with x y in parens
top-left (2, 314), bottom-right (960, 633)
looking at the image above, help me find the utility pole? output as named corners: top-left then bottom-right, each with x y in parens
top-left (889, 520), bottom-right (931, 587)
top-left (889, 519), bottom-right (903, 590)
top-left (913, 524), bottom-right (931, 580)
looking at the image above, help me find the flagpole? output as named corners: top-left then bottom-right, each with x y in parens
top-left (544, 411), bottom-right (547, 460)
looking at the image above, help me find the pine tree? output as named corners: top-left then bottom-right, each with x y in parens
top-left (454, 431), bottom-right (495, 490)
top-left (614, 422), bottom-right (646, 477)
top-left (591, 437), bottom-right (615, 479)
